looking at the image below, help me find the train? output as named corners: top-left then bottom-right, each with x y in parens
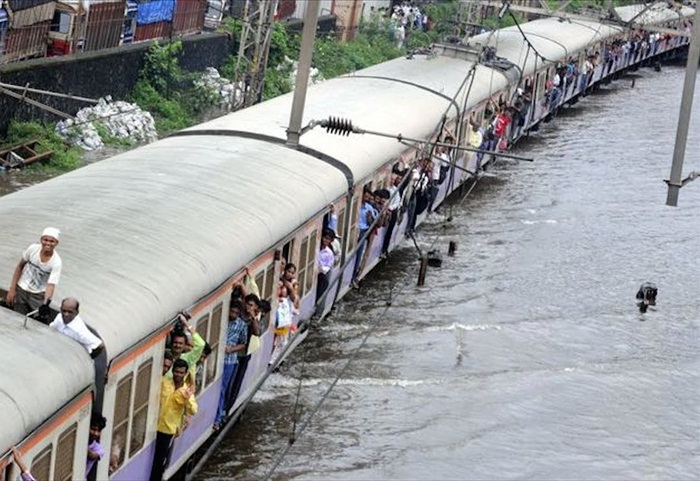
top-left (0, 2), bottom-right (694, 480)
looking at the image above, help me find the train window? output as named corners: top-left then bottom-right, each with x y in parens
top-left (281, 239), bottom-right (295, 266)
top-left (206, 303), bottom-right (223, 386)
top-left (263, 263), bottom-right (275, 302)
top-left (297, 236), bottom-right (309, 298)
top-left (55, 423), bottom-right (77, 481)
top-left (129, 359), bottom-right (152, 456)
top-left (305, 233), bottom-right (317, 294)
top-left (347, 196), bottom-right (360, 255)
top-left (1, 462), bottom-right (9, 481)
top-left (336, 205), bottom-right (346, 239)
top-left (110, 373), bottom-right (133, 473)
top-left (30, 445), bottom-right (52, 481)
top-left (195, 314), bottom-right (210, 394)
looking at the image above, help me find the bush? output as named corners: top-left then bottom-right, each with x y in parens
top-left (3, 121), bottom-right (82, 172)
top-left (130, 41), bottom-right (218, 135)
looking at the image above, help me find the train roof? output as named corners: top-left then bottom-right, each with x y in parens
top-left (184, 53), bottom-right (492, 184)
top-left (0, 311), bottom-right (94, 455)
top-left (0, 136), bottom-right (347, 359)
top-left (615, 2), bottom-right (694, 24)
top-left (0, 4), bottom-right (693, 363)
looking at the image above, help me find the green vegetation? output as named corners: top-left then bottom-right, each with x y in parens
top-left (130, 40), bottom-right (218, 134)
top-left (2, 121), bottom-right (81, 173)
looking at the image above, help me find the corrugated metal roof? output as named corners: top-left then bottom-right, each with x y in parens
top-left (0, 311), bottom-right (94, 455)
top-left (0, 136), bottom-right (348, 359)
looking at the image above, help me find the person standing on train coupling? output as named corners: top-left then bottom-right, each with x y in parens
top-left (86, 413), bottom-right (107, 480)
top-left (214, 302), bottom-right (247, 430)
top-left (150, 358), bottom-right (198, 481)
top-left (50, 298), bottom-right (104, 358)
top-left (5, 227), bottom-right (62, 321)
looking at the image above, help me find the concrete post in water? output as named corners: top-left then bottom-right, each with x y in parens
top-left (448, 241), bottom-right (457, 256)
top-left (417, 256), bottom-right (428, 286)
top-left (666, 5), bottom-right (700, 207)
top-left (286, 1), bottom-right (321, 148)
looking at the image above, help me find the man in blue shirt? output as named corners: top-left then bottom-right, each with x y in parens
top-left (352, 188), bottom-right (378, 287)
top-left (214, 302), bottom-right (247, 430)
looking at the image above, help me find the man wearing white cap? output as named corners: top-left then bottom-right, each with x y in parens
top-left (6, 227), bottom-right (63, 319)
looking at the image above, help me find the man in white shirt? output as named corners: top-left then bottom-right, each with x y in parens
top-left (50, 298), bottom-right (104, 358)
top-left (6, 227), bottom-right (62, 319)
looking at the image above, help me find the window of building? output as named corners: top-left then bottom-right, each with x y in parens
top-left (30, 445), bottom-right (52, 481)
top-left (55, 423), bottom-right (77, 481)
top-left (110, 374), bottom-right (133, 473)
top-left (206, 304), bottom-right (223, 386)
top-left (129, 360), bottom-right (152, 456)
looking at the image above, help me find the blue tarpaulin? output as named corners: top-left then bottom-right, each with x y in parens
top-left (136, 0), bottom-right (176, 25)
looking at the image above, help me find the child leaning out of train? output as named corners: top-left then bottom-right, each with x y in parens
top-left (86, 413), bottom-right (107, 479)
top-left (10, 446), bottom-right (35, 481)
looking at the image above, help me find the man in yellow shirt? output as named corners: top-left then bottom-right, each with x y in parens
top-left (150, 358), bottom-right (197, 481)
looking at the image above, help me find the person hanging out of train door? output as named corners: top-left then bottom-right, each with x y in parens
top-left (352, 188), bottom-right (378, 288)
top-left (167, 312), bottom-right (205, 380)
top-left (86, 413), bottom-right (107, 481)
top-left (150, 358), bottom-right (198, 481)
top-left (314, 229), bottom-right (336, 317)
top-left (213, 301), bottom-right (247, 431)
top-left (381, 173), bottom-right (403, 259)
top-left (10, 446), bottom-right (36, 481)
top-left (225, 294), bottom-right (262, 410)
top-left (5, 227), bottom-right (62, 322)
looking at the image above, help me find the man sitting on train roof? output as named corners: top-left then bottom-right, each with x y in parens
top-left (5, 227), bottom-right (62, 321)
top-left (50, 297), bottom-right (104, 359)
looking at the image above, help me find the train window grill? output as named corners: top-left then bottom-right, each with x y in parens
top-left (206, 303), bottom-right (223, 386)
top-left (336, 206), bottom-right (346, 239)
top-left (297, 236), bottom-right (310, 298)
top-left (129, 359), bottom-right (152, 456)
top-left (30, 445), bottom-right (52, 481)
top-left (347, 196), bottom-right (360, 254)
top-left (264, 263), bottom-right (275, 301)
top-left (110, 373), bottom-right (133, 473)
top-left (195, 314), bottom-right (210, 394)
top-left (55, 423), bottom-right (77, 481)
top-left (305, 232), bottom-right (317, 295)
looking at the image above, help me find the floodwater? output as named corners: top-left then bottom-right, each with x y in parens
top-left (198, 66), bottom-right (700, 480)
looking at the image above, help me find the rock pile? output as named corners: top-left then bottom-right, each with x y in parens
top-left (56, 97), bottom-right (158, 150)
top-left (195, 67), bottom-right (242, 110)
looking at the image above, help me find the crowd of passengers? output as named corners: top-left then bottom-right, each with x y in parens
top-left (3, 228), bottom-right (108, 480)
top-left (2, 23), bottom-right (688, 479)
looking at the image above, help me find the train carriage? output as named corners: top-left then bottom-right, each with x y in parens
top-left (0, 3), bottom-right (694, 479)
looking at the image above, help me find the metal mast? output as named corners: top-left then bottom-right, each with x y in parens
top-left (233, 0), bottom-right (280, 110)
top-left (665, 4), bottom-right (700, 207)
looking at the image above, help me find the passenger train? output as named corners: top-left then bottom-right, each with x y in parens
top-left (0, 3), bottom-right (694, 480)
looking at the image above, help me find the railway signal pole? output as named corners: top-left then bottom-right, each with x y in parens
top-left (665, 5), bottom-right (700, 207)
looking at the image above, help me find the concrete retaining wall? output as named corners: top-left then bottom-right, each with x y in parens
top-left (0, 32), bottom-right (233, 135)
